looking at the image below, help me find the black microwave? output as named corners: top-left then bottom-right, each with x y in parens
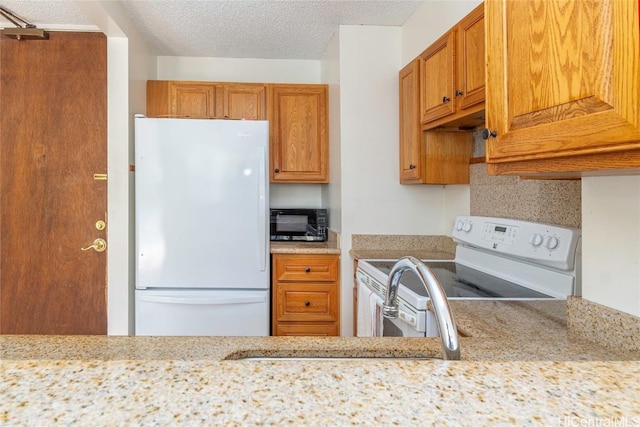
top-left (270, 209), bottom-right (328, 242)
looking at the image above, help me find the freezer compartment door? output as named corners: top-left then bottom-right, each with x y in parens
top-left (135, 289), bottom-right (269, 336)
top-left (135, 118), bottom-right (269, 289)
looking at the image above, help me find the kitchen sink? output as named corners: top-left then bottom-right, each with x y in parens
top-left (234, 356), bottom-right (439, 361)
top-left (223, 350), bottom-right (440, 361)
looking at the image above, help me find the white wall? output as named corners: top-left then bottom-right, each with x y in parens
top-left (76, 0), bottom-right (158, 335)
top-left (402, 0), bottom-right (481, 233)
top-left (338, 25), bottom-right (445, 237)
top-left (582, 176), bottom-right (640, 317)
top-left (270, 184), bottom-right (323, 208)
top-left (401, 0), bottom-right (483, 64)
top-left (157, 56), bottom-right (320, 83)
top-left (320, 1), bottom-right (483, 335)
top-left (321, 30), bottom-right (342, 232)
top-left (327, 25), bottom-right (449, 335)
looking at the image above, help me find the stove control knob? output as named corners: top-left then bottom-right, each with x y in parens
top-left (530, 233), bottom-right (543, 247)
top-left (462, 222), bottom-right (472, 232)
top-left (455, 220), bottom-right (464, 231)
top-left (546, 236), bottom-right (559, 250)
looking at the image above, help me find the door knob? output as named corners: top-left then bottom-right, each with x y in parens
top-left (81, 238), bottom-right (107, 253)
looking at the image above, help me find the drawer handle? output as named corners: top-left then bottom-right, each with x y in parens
top-left (305, 267), bottom-right (311, 273)
top-left (305, 301), bottom-right (311, 306)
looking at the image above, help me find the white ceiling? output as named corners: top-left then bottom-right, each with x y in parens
top-left (0, 0), bottom-right (424, 59)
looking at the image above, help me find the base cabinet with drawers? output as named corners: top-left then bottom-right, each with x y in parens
top-left (272, 254), bottom-right (340, 336)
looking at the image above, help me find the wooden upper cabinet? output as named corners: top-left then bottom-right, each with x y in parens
top-left (147, 81), bottom-right (217, 118)
top-left (269, 84), bottom-right (329, 183)
top-left (399, 60), bottom-right (473, 185)
top-left (222, 84), bottom-right (267, 120)
top-left (485, 0), bottom-right (640, 176)
top-left (146, 81), bottom-right (267, 120)
top-left (456, 4), bottom-right (485, 110)
top-left (420, 30), bottom-right (456, 124)
top-left (420, 3), bottom-right (485, 130)
top-left (170, 82), bottom-right (217, 118)
top-left (399, 60), bottom-right (422, 183)
top-left (146, 80), bottom-right (330, 184)
top-left (400, 9), bottom-right (478, 185)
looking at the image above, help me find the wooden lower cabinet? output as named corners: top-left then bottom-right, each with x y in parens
top-left (275, 324), bottom-right (339, 336)
top-left (272, 254), bottom-right (340, 336)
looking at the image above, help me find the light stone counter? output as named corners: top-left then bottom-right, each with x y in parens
top-left (270, 229), bottom-right (341, 254)
top-left (270, 241), bottom-right (340, 254)
top-left (2, 300), bottom-right (640, 425)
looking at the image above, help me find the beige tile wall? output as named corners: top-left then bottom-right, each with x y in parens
top-left (470, 132), bottom-right (581, 228)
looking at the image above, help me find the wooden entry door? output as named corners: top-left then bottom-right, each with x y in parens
top-left (0, 32), bottom-right (108, 334)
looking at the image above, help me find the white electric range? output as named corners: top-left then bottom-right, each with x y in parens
top-left (356, 216), bottom-right (582, 337)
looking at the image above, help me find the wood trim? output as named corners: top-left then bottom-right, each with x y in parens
top-left (487, 149), bottom-right (640, 176)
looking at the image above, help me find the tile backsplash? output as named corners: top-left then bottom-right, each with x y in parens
top-left (470, 132), bottom-right (581, 228)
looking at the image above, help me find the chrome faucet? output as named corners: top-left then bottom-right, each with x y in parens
top-left (382, 256), bottom-right (461, 360)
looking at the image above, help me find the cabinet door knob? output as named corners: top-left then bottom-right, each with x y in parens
top-left (305, 267), bottom-right (311, 273)
top-left (274, 168), bottom-right (280, 173)
top-left (305, 301), bottom-right (311, 306)
top-left (481, 128), bottom-right (498, 140)
top-left (455, 90), bottom-right (464, 97)
top-left (409, 164), bottom-right (416, 169)
top-left (442, 96), bottom-right (451, 103)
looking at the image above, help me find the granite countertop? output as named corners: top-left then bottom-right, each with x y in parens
top-left (270, 241), bottom-right (340, 254)
top-left (2, 300), bottom-right (640, 425)
top-left (269, 230), bottom-right (341, 254)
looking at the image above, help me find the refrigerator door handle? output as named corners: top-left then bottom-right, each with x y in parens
top-left (258, 146), bottom-right (267, 272)
top-left (137, 295), bottom-right (266, 305)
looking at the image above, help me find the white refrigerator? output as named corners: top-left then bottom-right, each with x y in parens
top-left (134, 117), bottom-right (270, 336)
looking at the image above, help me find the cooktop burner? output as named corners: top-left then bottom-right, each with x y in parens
top-left (367, 260), bottom-right (553, 299)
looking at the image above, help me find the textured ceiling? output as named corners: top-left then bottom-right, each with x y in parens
top-left (0, 0), bottom-right (424, 59)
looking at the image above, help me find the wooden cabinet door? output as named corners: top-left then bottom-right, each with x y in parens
top-left (399, 60), bottom-right (423, 184)
top-left (169, 82), bottom-right (217, 118)
top-left (222, 84), bottom-right (267, 120)
top-left (456, 4), bottom-right (485, 110)
top-left (270, 84), bottom-right (329, 183)
top-left (485, 0), bottom-right (640, 175)
top-left (420, 30), bottom-right (456, 124)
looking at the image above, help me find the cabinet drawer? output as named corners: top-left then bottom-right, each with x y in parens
top-left (274, 323), bottom-right (338, 336)
top-left (273, 254), bottom-right (339, 282)
top-left (274, 283), bottom-right (338, 322)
